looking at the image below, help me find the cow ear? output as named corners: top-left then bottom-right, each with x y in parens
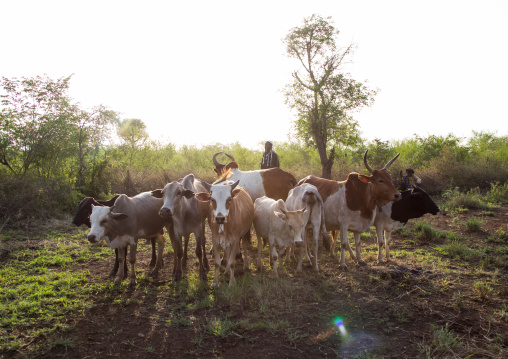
top-left (274, 211), bottom-right (286, 221)
top-left (358, 174), bottom-right (370, 183)
top-left (195, 192), bottom-right (210, 202)
top-left (151, 189), bottom-right (163, 198)
top-left (183, 189), bottom-right (195, 199)
top-left (111, 212), bottom-right (128, 220)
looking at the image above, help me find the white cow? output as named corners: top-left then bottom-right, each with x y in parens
top-left (253, 196), bottom-right (306, 277)
top-left (285, 183), bottom-right (332, 273)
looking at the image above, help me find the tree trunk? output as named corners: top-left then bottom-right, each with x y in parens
top-left (321, 147), bottom-right (335, 179)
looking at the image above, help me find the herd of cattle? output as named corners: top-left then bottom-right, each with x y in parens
top-left (72, 151), bottom-right (439, 288)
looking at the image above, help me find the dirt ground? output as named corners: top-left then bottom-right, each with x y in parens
top-left (4, 204), bottom-right (508, 359)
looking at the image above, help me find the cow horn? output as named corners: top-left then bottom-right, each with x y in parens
top-left (384, 153), bottom-right (400, 170)
top-left (224, 153), bottom-right (236, 162)
top-left (201, 181), bottom-right (212, 192)
top-left (109, 205), bottom-right (116, 213)
top-left (212, 152), bottom-right (223, 167)
top-left (363, 150), bottom-right (375, 174)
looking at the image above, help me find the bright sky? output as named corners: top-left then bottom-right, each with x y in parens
top-left (2, 1), bottom-right (507, 149)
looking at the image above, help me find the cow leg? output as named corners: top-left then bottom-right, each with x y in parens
top-left (226, 239), bottom-right (240, 287)
top-left (194, 232), bottom-right (207, 280)
top-left (115, 247), bottom-right (126, 285)
top-left (311, 224), bottom-right (320, 272)
top-left (385, 230), bottom-right (393, 263)
top-left (375, 225), bottom-right (386, 264)
top-left (110, 248), bottom-right (128, 278)
top-left (128, 243), bottom-right (137, 288)
top-left (256, 234), bottom-right (263, 271)
top-left (150, 233), bottom-right (165, 277)
top-left (182, 234), bottom-right (189, 267)
top-left (339, 228), bottom-right (349, 269)
top-left (354, 232), bottom-right (366, 266)
top-left (278, 247), bottom-right (286, 276)
top-left (330, 230), bottom-right (338, 257)
top-left (149, 237), bottom-right (157, 267)
top-left (167, 225), bottom-right (182, 281)
top-left (271, 243), bottom-right (279, 278)
top-left (296, 227), bottom-right (307, 273)
top-left (241, 234), bottom-right (250, 272)
top-left (212, 243), bottom-right (222, 288)
top-left (201, 223), bottom-right (209, 270)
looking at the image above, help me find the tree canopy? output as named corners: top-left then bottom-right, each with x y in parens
top-left (283, 14), bottom-right (378, 178)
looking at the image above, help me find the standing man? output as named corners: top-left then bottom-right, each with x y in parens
top-left (260, 141), bottom-right (279, 169)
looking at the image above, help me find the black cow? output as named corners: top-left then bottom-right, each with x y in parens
top-left (374, 186), bottom-right (439, 263)
top-left (73, 195), bottom-right (159, 277)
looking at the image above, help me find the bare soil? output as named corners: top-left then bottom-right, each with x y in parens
top-left (3, 204), bottom-right (508, 359)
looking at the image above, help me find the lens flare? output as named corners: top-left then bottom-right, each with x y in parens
top-left (334, 317), bottom-right (347, 336)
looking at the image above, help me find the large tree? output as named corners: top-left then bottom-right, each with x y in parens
top-left (283, 14), bottom-right (377, 178)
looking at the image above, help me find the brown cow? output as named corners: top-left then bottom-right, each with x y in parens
top-left (195, 180), bottom-right (254, 288)
top-left (212, 152), bottom-right (296, 201)
top-left (298, 150), bottom-right (401, 269)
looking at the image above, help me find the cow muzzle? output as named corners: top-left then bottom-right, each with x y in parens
top-left (294, 239), bottom-right (303, 247)
top-left (159, 207), bottom-right (172, 218)
top-left (393, 193), bottom-right (402, 201)
top-left (215, 216), bottom-right (226, 224)
top-left (87, 234), bottom-right (98, 243)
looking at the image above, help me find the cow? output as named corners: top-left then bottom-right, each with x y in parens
top-left (212, 152), bottom-right (297, 201)
top-left (375, 185), bottom-right (439, 263)
top-left (297, 150), bottom-right (401, 269)
top-left (195, 180), bottom-right (254, 288)
top-left (253, 196), bottom-right (306, 277)
top-left (151, 174), bottom-right (210, 280)
top-left (285, 183), bottom-right (332, 273)
top-left (72, 195), bottom-right (159, 277)
top-left (87, 192), bottom-right (168, 287)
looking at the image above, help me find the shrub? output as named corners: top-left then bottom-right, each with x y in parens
top-left (486, 181), bottom-right (508, 204)
top-left (465, 218), bottom-right (484, 232)
top-left (443, 187), bottom-right (491, 210)
top-left (415, 222), bottom-right (443, 241)
top-left (474, 280), bottom-right (493, 301)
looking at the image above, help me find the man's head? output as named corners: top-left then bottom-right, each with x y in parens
top-left (264, 141), bottom-right (273, 153)
top-left (406, 168), bottom-right (414, 177)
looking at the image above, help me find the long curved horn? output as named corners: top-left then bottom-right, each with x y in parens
top-left (212, 152), bottom-right (224, 166)
top-left (384, 153), bottom-right (400, 170)
top-left (224, 153), bottom-right (236, 162)
top-left (363, 150), bottom-right (375, 174)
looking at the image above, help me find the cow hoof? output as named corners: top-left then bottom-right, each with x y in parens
top-left (314, 266), bottom-right (319, 273)
top-left (212, 282), bottom-right (220, 289)
top-left (377, 260), bottom-right (385, 265)
top-left (149, 260), bottom-right (156, 267)
top-left (109, 271), bottom-right (117, 278)
top-left (339, 264), bottom-right (349, 271)
top-left (172, 275), bottom-right (182, 282)
top-left (149, 270), bottom-right (159, 277)
top-left (358, 260), bottom-right (367, 267)
top-left (128, 282), bottom-right (137, 290)
top-left (221, 258), bottom-right (227, 267)
top-left (114, 277), bottom-right (122, 285)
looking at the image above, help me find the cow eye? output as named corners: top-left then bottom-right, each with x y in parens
top-left (100, 219), bottom-right (107, 225)
top-left (176, 190), bottom-right (181, 196)
top-left (378, 180), bottom-right (384, 184)
top-left (227, 198), bottom-right (232, 203)
top-left (288, 225), bottom-right (293, 230)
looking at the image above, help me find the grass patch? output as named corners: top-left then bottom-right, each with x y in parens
top-left (418, 323), bottom-right (462, 358)
top-left (443, 187), bottom-right (492, 210)
top-left (0, 225), bottom-right (111, 353)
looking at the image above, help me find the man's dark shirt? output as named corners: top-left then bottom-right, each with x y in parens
top-left (261, 150), bottom-right (279, 169)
